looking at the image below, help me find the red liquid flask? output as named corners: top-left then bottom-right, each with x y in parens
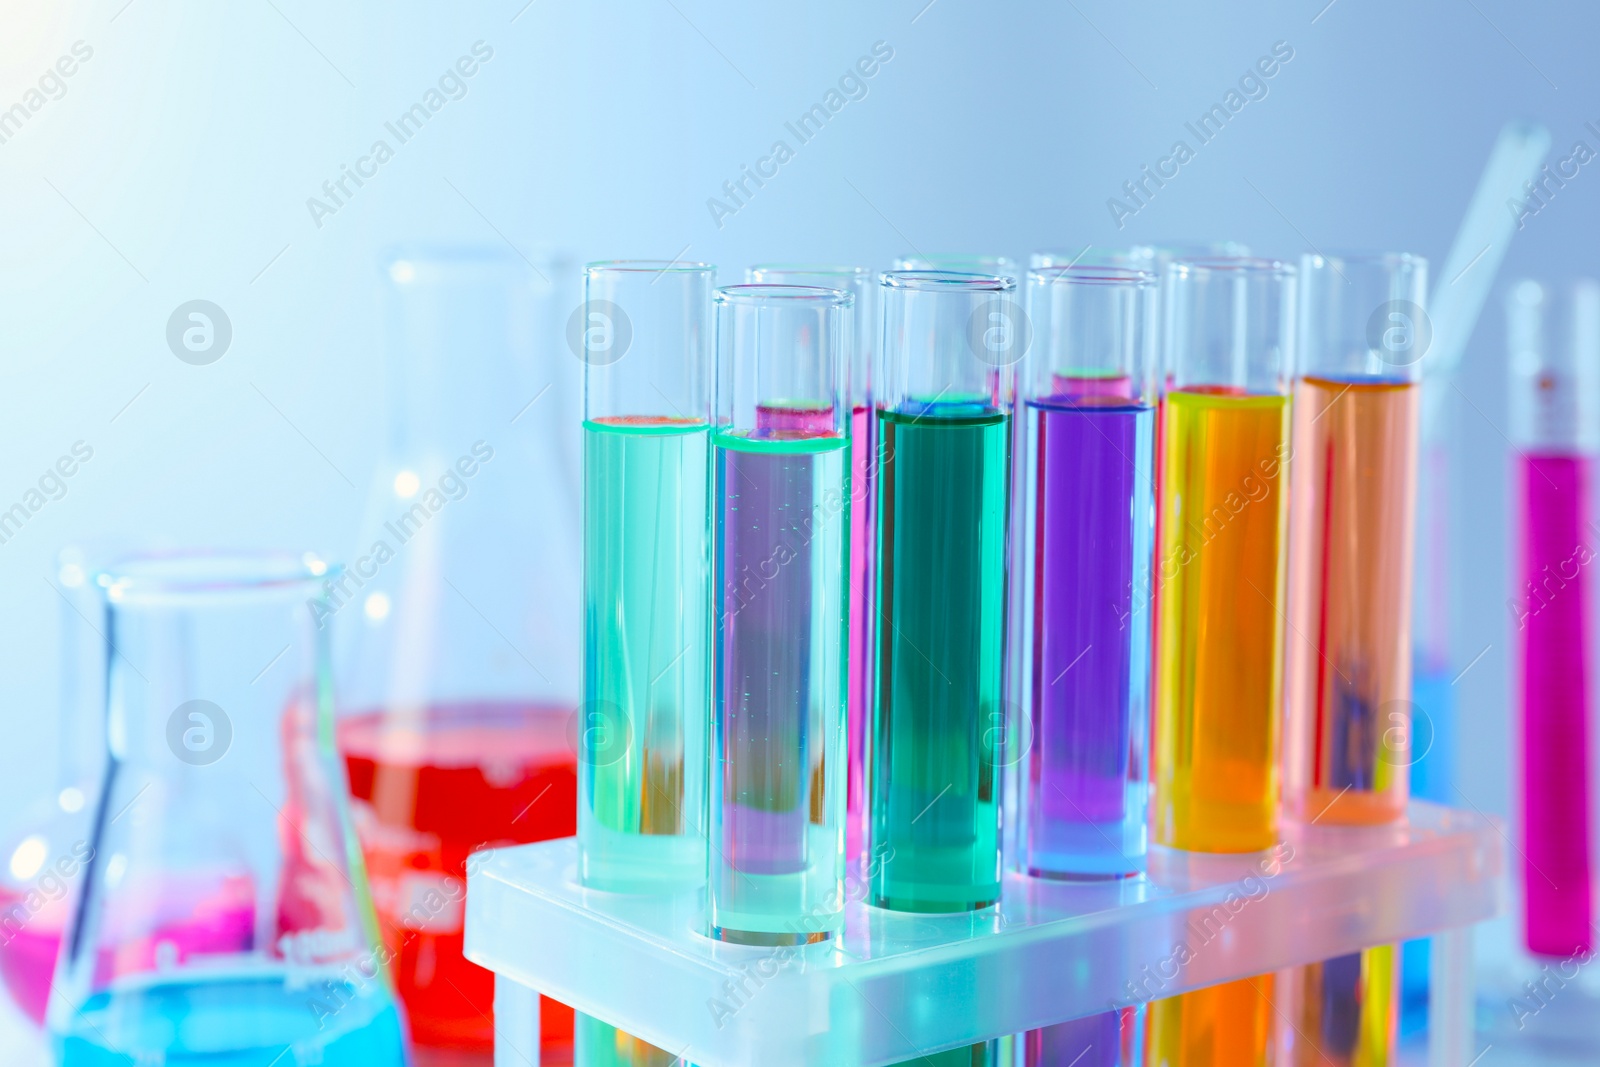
top-left (339, 247), bottom-right (584, 1061)
top-left (340, 703), bottom-right (577, 1056)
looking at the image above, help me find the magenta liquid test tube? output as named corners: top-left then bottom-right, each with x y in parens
top-left (748, 265), bottom-right (877, 865)
top-left (1508, 279), bottom-right (1599, 958)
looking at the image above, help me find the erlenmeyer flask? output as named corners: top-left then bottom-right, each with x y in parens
top-left (50, 551), bottom-right (407, 1066)
top-left (0, 550), bottom-right (103, 1026)
top-left (335, 246), bottom-right (582, 1057)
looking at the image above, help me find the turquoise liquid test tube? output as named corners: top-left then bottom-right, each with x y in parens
top-left (748, 264), bottom-right (878, 866)
top-left (871, 270), bottom-right (1017, 918)
top-left (579, 260), bottom-right (714, 1067)
top-left (708, 284), bottom-right (852, 944)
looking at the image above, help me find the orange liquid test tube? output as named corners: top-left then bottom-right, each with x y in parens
top-left (1278, 252), bottom-right (1427, 1067)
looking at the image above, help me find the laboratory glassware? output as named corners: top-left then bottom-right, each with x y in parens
top-left (1029, 240), bottom-right (1247, 271)
top-left (1284, 252), bottom-right (1426, 824)
top-left (1278, 252), bottom-right (1426, 1067)
top-left (339, 246), bottom-right (580, 1055)
top-left (0, 550), bottom-right (104, 1025)
top-left (1509, 278), bottom-right (1598, 959)
top-left (894, 254), bottom-right (1022, 281)
top-left (579, 258), bottom-right (713, 891)
top-left (50, 551), bottom-right (407, 1066)
top-left (747, 264), bottom-right (878, 864)
top-left (708, 283), bottom-right (851, 945)
top-left (578, 260), bottom-right (714, 1067)
top-left (1145, 257), bottom-right (1295, 1067)
top-left (870, 270), bottom-right (1017, 916)
top-left (1402, 125), bottom-right (1550, 1026)
top-left (1016, 265), bottom-right (1157, 881)
top-left (1015, 266), bottom-right (1155, 1067)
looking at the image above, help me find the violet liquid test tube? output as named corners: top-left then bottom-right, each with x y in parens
top-left (1509, 279), bottom-right (1598, 958)
top-left (708, 284), bottom-right (851, 945)
top-left (749, 265), bottom-right (877, 864)
top-left (1015, 266), bottom-right (1156, 1067)
top-left (1017, 265), bottom-right (1156, 881)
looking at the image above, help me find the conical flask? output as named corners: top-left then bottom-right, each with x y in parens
top-left (335, 246), bottom-right (582, 1055)
top-left (50, 551), bottom-right (407, 1066)
top-left (0, 549), bottom-right (104, 1026)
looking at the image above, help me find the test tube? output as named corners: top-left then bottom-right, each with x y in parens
top-left (1146, 258), bottom-right (1294, 1067)
top-left (579, 260), bottom-right (713, 894)
top-left (1509, 278), bottom-right (1598, 958)
top-left (871, 271), bottom-right (1018, 914)
top-left (748, 264), bottom-right (878, 865)
top-left (1016, 266), bottom-right (1155, 1067)
top-left (1285, 252), bottom-right (1426, 824)
top-left (1278, 253), bottom-right (1425, 1067)
top-left (578, 261), bottom-right (713, 1067)
top-left (1151, 257), bottom-right (1294, 850)
top-left (1017, 265), bottom-right (1157, 880)
top-left (708, 284), bottom-right (851, 945)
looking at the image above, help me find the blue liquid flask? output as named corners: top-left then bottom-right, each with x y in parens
top-left (50, 552), bottom-right (409, 1066)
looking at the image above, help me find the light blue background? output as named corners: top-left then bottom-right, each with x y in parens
top-left (0, 1), bottom-right (1594, 1046)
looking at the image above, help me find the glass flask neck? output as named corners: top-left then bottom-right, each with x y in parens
top-left (382, 248), bottom-right (560, 458)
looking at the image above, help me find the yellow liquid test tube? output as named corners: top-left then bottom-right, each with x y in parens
top-left (1145, 259), bottom-right (1296, 1067)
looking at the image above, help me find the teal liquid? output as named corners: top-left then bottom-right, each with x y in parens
top-left (56, 974), bottom-right (406, 1066)
top-left (871, 404), bottom-right (1011, 913)
top-left (581, 419), bottom-right (710, 892)
top-left (710, 431), bottom-right (849, 943)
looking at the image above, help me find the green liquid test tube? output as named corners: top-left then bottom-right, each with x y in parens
top-left (870, 269), bottom-right (1018, 915)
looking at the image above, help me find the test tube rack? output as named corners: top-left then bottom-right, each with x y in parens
top-left (466, 800), bottom-right (1501, 1067)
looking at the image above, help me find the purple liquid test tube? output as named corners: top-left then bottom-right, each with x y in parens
top-left (1016, 266), bottom-right (1156, 1067)
top-left (709, 284), bottom-right (852, 945)
top-left (1017, 265), bottom-right (1156, 883)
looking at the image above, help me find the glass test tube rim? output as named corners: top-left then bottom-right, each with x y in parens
top-left (1166, 254), bottom-right (1296, 280)
top-left (891, 255), bottom-right (1022, 279)
top-left (714, 283), bottom-right (855, 308)
top-left (584, 258), bottom-right (716, 277)
top-left (1028, 264), bottom-right (1158, 289)
top-left (880, 269), bottom-right (1015, 293)
top-left (98, 549), bottom-right (338, 606)
top-left (1030, 240), bottom-right (1251, 270)
top-left (748, 263), bottom-right (874, 282)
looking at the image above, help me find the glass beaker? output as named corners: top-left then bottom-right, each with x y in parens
top-left (0, 550), bottom-right (104, 1026)
top-left (50, 551), bottom-right (408, 1066)
top-left (337, 245), bottom-right (581, 1057)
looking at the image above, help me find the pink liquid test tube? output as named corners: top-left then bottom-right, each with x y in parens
top-left (1508, 279), bottom-right (1599, 958)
